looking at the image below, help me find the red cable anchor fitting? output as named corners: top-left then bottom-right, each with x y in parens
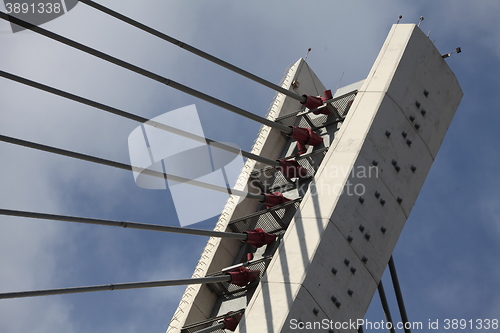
top-left (227, 266), bottom-right (260, 287)
top-left (313, 90), bottom-right (337, 115)
top-left (260, 191), bottom-right (291, 209)
top-left (222, 311), bottom-right (244, 331)
top-left (288, 126), bottom-right (323, 154)
top-left (301, 90), bottom-right (333, 115)
top-left (301, 94), bottom-right (324, 110)
top-left (278, 159), bottom-right (309, 179)
top-left (288, 127), bottom-right (323, 146)
top-left (244, 228), bottom-right (277, 248)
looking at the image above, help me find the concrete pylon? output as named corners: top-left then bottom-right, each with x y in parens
top-left (168, 24), bottom-right (462, 333)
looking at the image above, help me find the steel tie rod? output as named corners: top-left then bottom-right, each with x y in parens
top-left (0, 208), bottom-right (249, 240)
top-left (388, 256), bottom-right (412, 333)
top-left (0, 12), bottom-right (293, 135)
top-left (0, 134), bottom-right (264, 200)
top-left (377, 280), bottom-right (397, 333)
top-left (0, 275), bottom-right (232, 299)
top-left (79, 0), bottom-right (306, 104)
top-left (0, 70), bottom-right (280, 167)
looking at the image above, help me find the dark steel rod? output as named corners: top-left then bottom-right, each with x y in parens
top-left (0, 134), bottom-right (264, 200)
top-left (388, 256), bottom-right (411, 333)
top-left (0, 275), bottom-right (231, 299)
top-left (377, 280), bottom-right (397, 333)
top-left (0, 12), bottom-right (292, 134)
top-left (0, 208), bottom-right (248, 240)
top-left (0, 70), bottom-right (280, 167)
top-left (80, 0), bottom-right (306, 104)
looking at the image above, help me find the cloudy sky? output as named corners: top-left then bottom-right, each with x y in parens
top-left (1, 1), bottom-right (499, 332)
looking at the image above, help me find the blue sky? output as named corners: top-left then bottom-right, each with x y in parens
top-left (1, 1), bottom-right (499, 332)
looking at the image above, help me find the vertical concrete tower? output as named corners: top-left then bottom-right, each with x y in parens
top-left (168, 24), bottom-right (462, 333)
